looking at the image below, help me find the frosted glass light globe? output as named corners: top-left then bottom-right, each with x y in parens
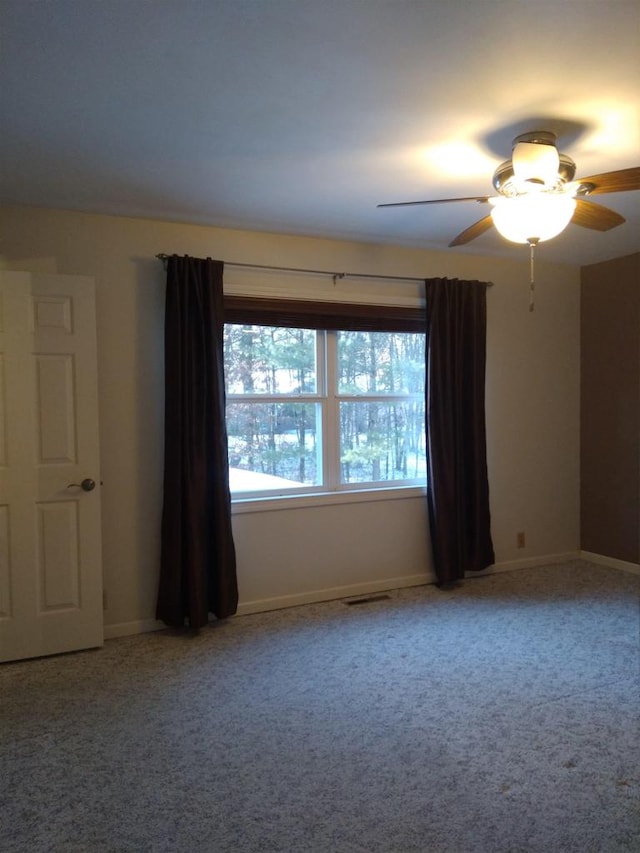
top-left (490, 194), bottom-right (577, 244)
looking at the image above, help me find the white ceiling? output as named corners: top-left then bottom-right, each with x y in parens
top-left (1, 0), bottom-right (639, 266)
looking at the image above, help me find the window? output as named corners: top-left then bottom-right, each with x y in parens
top-left (224, 309), bottom-right (426, 498)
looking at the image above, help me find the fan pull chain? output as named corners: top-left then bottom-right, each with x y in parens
top-left (528, 238), bottom-right (539, 312)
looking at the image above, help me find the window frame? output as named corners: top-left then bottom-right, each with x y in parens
top-left (223, 296), bottom-right (427, 506)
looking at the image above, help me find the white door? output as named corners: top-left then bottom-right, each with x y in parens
top-left (0, 271), bottom-right (103, 662)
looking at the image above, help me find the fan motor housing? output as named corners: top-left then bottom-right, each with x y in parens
top-left (493, 153), bottom-right (577, 194)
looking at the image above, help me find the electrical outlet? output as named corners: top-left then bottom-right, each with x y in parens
top-left (516, 532), bottom-right (526, 549)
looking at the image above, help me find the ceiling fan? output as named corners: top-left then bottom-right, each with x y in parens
top-left (378, 131), bottom-right (640, 248)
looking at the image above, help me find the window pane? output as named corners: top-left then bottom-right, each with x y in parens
top-left (339, 401), bottom-right (426, 484)
top-left (224, 324), bottom-right (317, 395)
top-left (227, 402), bottom-right (322, 492)
top-left (337, 331), bottom-right (425, 394)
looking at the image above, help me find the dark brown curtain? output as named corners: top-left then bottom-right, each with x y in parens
top-left (157, 255), bottom-right (238, 628)
top-left (425, 278), bottom-right (494, 585)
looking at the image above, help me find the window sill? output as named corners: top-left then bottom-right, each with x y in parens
top-left (231, 484), bottom-right (427, 515)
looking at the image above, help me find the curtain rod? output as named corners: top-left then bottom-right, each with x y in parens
top-left (155, 254), bottom-right (492, 286)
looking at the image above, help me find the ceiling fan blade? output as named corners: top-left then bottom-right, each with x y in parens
top-left (571, 198), bottom-right (626, 232)
top-left (377, 196), bottom-right (490, 208)
top-left (449, 215), bottom-right (494, 247)
top-left (577, 166), bottom-right (640, 195)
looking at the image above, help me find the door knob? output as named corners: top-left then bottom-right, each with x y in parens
top-left (67, 478), bottom-right (96, 492)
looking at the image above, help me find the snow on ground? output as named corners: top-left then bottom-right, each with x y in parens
top-left (228, 468), bottom-right (303, 492)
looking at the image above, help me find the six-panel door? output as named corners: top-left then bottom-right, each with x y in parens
top-left (0, 271), bottom-right (103, 662)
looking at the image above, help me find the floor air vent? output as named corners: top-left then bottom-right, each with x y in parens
top-left (344, 594), bottom-right (391, 606)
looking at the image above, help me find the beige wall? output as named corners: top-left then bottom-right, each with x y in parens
top-left (0, 205), bottom-right (581, 633)
top-left (581, 253), bottom-right (640, 564)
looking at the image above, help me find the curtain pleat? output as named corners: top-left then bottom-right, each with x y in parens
top-left (425, 278), bottom-right (494, 585)
top-left (157, 255), bottom-right (238, 628)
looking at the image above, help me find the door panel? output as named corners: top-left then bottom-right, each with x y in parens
top-left (0, 271), bottom-right (103, 662)
top-left (0, 355), bottom-right (7, 467)
top-left (36, 354), bottom-right (77, 463)
top-left (37, 500), bottom-right (80, 610)
top-left (0, 503), bottom-right (11, 618)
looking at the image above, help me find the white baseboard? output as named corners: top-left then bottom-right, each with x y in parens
top-left (236, 573), bottom-right (431, 616)
top-left (104, 550), bottom-right (609, 640)
top-left (103, 575), bottom-right (432, 637)
top-left (469, 551), bottom-right (581, 577)
top-left (236, 552), bottom-right (585, 615)
top-left (104, 617), bottom-right (165, 640)
top-left (580, 550), bottom-right (640, 576)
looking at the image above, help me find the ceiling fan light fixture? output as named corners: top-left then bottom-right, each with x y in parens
top-left (490, 193), bottom-right (577, 244)
top-left (378, 129), bottom-right (638, 250)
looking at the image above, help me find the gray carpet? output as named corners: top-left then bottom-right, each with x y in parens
top-left (1, 560), bottom-right (639, 852)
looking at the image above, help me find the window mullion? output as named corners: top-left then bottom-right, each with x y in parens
top-left (315, 330), bottom-right (328, 491)
top-left (324, 331), bottom-right (340, 490)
